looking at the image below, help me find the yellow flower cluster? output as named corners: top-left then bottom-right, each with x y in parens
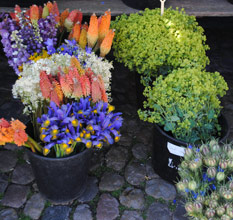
top-left (29, 50), bottom-right (50, 62)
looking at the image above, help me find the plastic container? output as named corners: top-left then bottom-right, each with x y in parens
top-left (27, 148), bottom-right (92, 203)
top-left (152, 114), bottom-right (229, 184)
top-left (121, 0), bottom-right (161, 10)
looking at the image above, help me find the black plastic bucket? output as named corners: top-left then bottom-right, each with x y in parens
top-left (26, 148), bottom-right (92, 203)
top-left (122, 0), bottom-right (161, 10)
top-left (152, 114), bottom-right (229, 184)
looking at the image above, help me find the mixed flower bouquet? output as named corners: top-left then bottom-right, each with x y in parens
top-left (0, 1), bottom-right (115, 74)
top-left (176, 140), bottom-right (233, 220)
top-left (0, 1), bottom-right (122, 158)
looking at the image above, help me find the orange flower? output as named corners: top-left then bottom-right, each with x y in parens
top-left (46, 1), bottom-right (53, 13)
top-left (0, 118), bottom-right (10, 128)
top-left (64, 9), bottom-right (82, 31)
top-left (51, 1), bottom-right (60, 23)
top-left (79, 23), bottom-right (88, 49)
top-left (100, 29), bottom-right (115, 57)
top-left (70, 57), bottom-right (85, 74)
top-left (11, 120), bottom-right (26, 131)
top-left (87, 13), bottom-right (98, 48)
top-left (13, 129), bottom-right (28, 146)
top-left (30, 5), bottom-right (39, 22)
top-left (72, 22), bottom-right (81, 42)
top-left (60, 9), bottom-right (69, 27)
top-left (98, 9), bottom-right (111, 44)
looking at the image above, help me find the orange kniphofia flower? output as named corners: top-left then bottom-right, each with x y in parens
top-left (72, 22), bottom-right (81, 42)
top-left (87, 13), bottom-right (98, 48)
top-left (40, 71), bottom-right (53, 99)
top-left (30, 5), bottom-right (39, 22)
top-left (60, 73), bottom-right (73, 97)
top-left (53, 79), bottom-right (64, 103)
top-left (98, 9), bottom-right (111, 43)
top-left (51, 1), bottom-right (60, 23)
top-left (10, 5), bottom-right (21, 22)
top-left (100, 29), bottom-right (115, 57)
top-left (70, 57), bottom-right (85, 75)
top-left (79, 23), bottom-right (88, 49)
top-left (46, 1), bottom-right (53, 13)
top-left (64, 9), bottom-right (82, 31)
top-left (60, 9), bottom-right (69, 27)
top-left (39, 6), bottom-right (43, 19)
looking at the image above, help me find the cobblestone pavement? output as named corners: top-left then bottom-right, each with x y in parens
top-left (1, 17), bottom-right (233, 220)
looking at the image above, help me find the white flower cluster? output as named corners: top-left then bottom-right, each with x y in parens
top-left (12, 53), bottom-right (72, 114)
top-left (84, 52), bottom-right (113, 94)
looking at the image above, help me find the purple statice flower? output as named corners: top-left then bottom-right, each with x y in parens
top-left (37, 97), bottom-right (123, 156)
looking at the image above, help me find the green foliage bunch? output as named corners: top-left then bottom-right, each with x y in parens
top-left (112, 8), bottom-right (210, 86)
top-left (138, 68), bottom-right (228, 144)
top-left (176, 140), bottom-right (233, 220)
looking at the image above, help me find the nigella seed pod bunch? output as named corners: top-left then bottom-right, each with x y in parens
top-left (176, 139), bottom-right (233, 219)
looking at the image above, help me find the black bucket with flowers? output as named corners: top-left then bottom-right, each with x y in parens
top-left (0, 1), bottom-right (122, 203)
top-left (138, 68), bottom-right (230, 184)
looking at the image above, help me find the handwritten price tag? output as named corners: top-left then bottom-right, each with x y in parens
top-left (167, 142), bottom-right (185, 157)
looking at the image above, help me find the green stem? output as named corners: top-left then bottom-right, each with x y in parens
top-left (26, 135), bottom-right (43, 153)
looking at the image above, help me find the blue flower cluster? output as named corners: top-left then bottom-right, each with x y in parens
top-left (37, 97), bottom-right (123, 157)
top-left (46, 39), bottom-right (92, 67)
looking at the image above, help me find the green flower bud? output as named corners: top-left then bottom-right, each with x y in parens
top-left (209, 139), bottom-right (218, 147)
top-left (219, 159), bottom-right (228, 169)
top-left (209, 200), bottom-right (218, 208)
top-left (226, 207), bottom-right (233, 218)
top-left (227, 159), bottom-right (233, 169)
top-left (221, 214), bottom-right (231, 220)
top-left (188, 180), bottom-right (197, 191)
top-left (185, 202), bottom-right (195, 213)
top-left (228, 149), bottom-right (233, 158)
top-left (216, 172), bottom-right (225, 182)
top-left (205, 208), bottom-right (215, 218)
top-left (201, 144), bottom-right (210, 155)
top-left (222, 190), bottom-right (233, 200)
top-left (207, 167), bottom-right (217, 178)
top-left (229, 180), bottom-right (233, 190)
top-left (194, 201), bottom-right (203, 212)
top-left (212, 144), bottom-right (220, 152)
top-left (184, 148), bottom-right (193, 159)
top-left (196, 195), bottom-right (205, 203)
top-left (211, 192), bottom-right (220, 200)
top-left (216, 206), bottom-right (225, 216)
top-left (176, 182), bottom-right (186, 192)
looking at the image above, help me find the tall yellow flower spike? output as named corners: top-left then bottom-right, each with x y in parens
top-left (100, 29), bottom-right (115, 57)
top-left (79, 23), bottom-right (88, 49)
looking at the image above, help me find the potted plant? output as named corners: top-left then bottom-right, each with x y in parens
top-left (176, 140), bottom-right (233, 220)
top-left (138, 68), bottom-right (229, 183)
top-left (111, 8), bottom-right (209, 107)
top-left (0, 2), bottom-right (121, 203)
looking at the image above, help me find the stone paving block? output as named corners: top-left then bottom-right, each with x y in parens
top-left (146, 202), bottom-right (171, 220)
top-left (24, 193), bottom-right (46, 220)
top-left (125, 161), bottom-right (146, 186)
top-left (173, 200), bottom-right (189, 220)
top-left (119, 187), bottom-right (145, 210)
top-left (0, 208), bottom-right (18, 220)
top-left (106, 146), bottom-right (128, 171)
top-left (96, 193), bottom-right (119, 220)
top-left (78, 177), bottom-right (98, 203)
top-left (0, 173), bottom-right (8, 194)
top-left (0, 151), bottom-right (17, 173)
top-left (42, 206), bottom-right (71, 220)
top-left (118, 134), bottom-right (132, 147)
top-left (1, 184), bottom-right (29, 208)
top-left (12, 163), bottom-right (34, 185)
top-left (145, 160), bottom-right (160, 179)
top-left (145, 179), bottom-right (177, 201)
top-left (99, 172), bottom-right (124, 192)
top-left (120, 210), bottom-right (143, 220)
top-left (73, 204), bottom-right (93, 220)
top-left (132, 143), bottom-right (148, 160)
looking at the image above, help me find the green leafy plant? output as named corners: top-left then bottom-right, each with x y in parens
top-left (112, 8), bottom-right (209, 86)
top-left (138, 68), bottom-right (228, 144)
top-left (176, 140), bottom-right (233, 220)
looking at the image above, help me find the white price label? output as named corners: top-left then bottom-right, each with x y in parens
top-left (167, 142), bottom-right (185, 157)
